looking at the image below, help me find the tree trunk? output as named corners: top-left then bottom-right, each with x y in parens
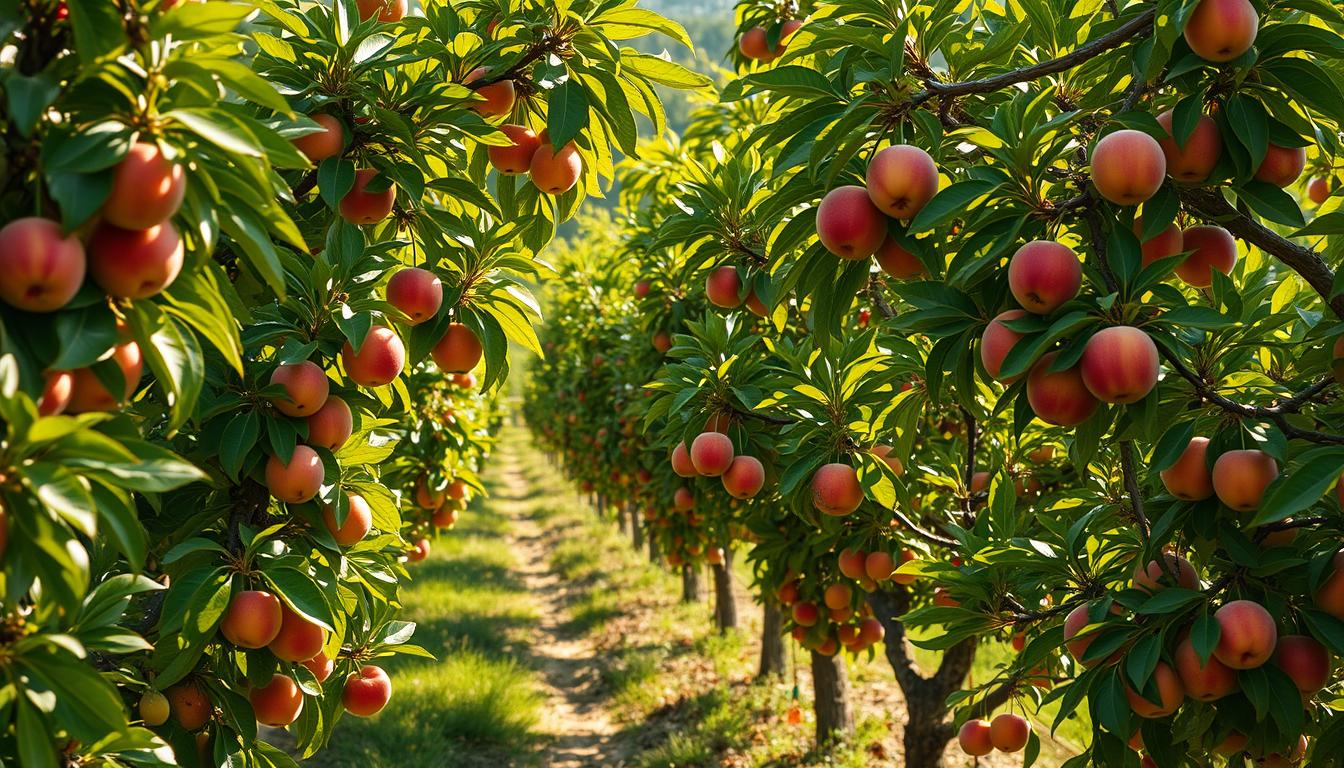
top-left (647, 529), bottom-right (659, 563)
top-left (809, 650), bottom-right (854, 745)
top-left (681, 563), bottom-right (703, 603)
top-left (758, 599), bottom-right (786, 678)
top-left (617, 502), bottom-right (629, 537)
top-left (630, 506), bottom-right (643, 551)
top-left (711, 549), bottom-right (738, 632)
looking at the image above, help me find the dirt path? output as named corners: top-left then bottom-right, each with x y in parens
top-left (492, 438), bottom-right (633, 767)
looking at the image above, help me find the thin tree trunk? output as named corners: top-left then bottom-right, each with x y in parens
top-left (758, 599), bottom-right (786, 678)
top-left (681, 563), bottom-right (703, 603)
top-left (647, 529), bottom-right (659, 563)
top-left (630, 506), bottom-right (643, 551)
top-left (712, 549), bottom-right (738, 632)
top-left (810, 650), bottom-right (854, 745)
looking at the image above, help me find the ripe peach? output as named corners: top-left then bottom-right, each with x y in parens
top-left (777, 580), bottom-right (800, 605)
top-left (1261, 736), bottom-right (1308, 768)
top-left (672, 486), bottom-right (696, 512)
top-left (792, 601), bottom-right (819, 627)
top-left (858, 617), bottom-right (884, 645)
top-left (1315, 550), bottom-right (1344, 619)
top-left (690, 431), bottom-right (734, 476)
top-left (892, 550), bottom-right (917, 586)
top-left (1309, 177), bottom-right (1331, 205)
top-left (670, 441), bottom-right (697, 477)
top-left (1275, 635), bottom-right (1330, 693)
top-left (1026, 352), bottom-right (1099, 427)
top-left (103, 142), bottom-right (186, 229)
top-left (139, 689), bottom-right (170, 726)
top-left (990, 713), bottom-right (1031, 752)
top-left (1175, 225), bottom-right (1237, 287)
top-left (871, 445), bottom-right (903, 476)
top-left (36, 371), bottom-right (70, 416)
top-left (250, 674), bottom-right (304, 726)
top-left (1125, 661), bottom-right (1184, 717)
top-left (1184, 0), bottom-right (1258, 62)
top-left (465, 67), bottom-right (515, 118)
top-left (167, 684), bottom-right (211, 731)
top-left (0, 218), bottom-right (86, 312)
top-left (488, 124), bottom-right (542, 175)
top-left (342, 666), bottom-right (392, 717)
top-left (530, 139), bottom-right (583, 194)
top-left (356, 0), bottom-right (406, 22)
top-left (87, 220), bottom-right (184, 299)
top-left (293, 114), bottom-right (345, 162)
top-left (342, 325), bottom-right (405, 388)
top-left (307, 396), bottom-right (353, 451)
top-left (838, 548), bottom-right (867, 580)
top-left (1064, 604), bottom-right (1101, 665)
top-left (737, 23), bottom-right (800, 61)
top-left (1008, 240), bottom-right (1081, 314)
top-left (265, 445), bottom-right (324, 503)
top-left (874, 237), bottom-right (926, 279)
top-left (322, 493), bottom-right (373, 547)
top-left (269, 361), bottom-right (329, 418)
top-left (1079, 326), bottom-right (1159, 404)
top-left (1160, 436), bottom-right (1214, 501)
top-left (1156, 110), bottom-right (1222, 183)
top-left (414, 480), bottom-right (444, 510)
top-left (432, 322), bottom-right (483, 372)
top-left (705, 265), bottom-right (744, 309)
top-left (1174, 633), bottom-right (1238, 701)
top-left (386, 268), bottom-right (443, 325)
top-left (970, 471), bottom-right (990, 494)
top-left (811, 463), bottom-right (863, 516)
top-left (866, 145), bottom-right (939, 220)
top-left (634, 280), bottom-right (651, 299)
top-left (816, 185), bottom-right (887, 259)
top-left (1213, 600), bottom-right (1277, 669)
top-left (1211, 449), bottom-right (1277, 511)
top-left (652, 331), bottom-right (672, 353)
top-left (958, 719), bottom-right (994, 756)
top-left (824, 583), bottom-right (852, 610)
top-left (865, 550), bottom-right (895, 582)
top-left (66, 340), bottom-right (143, 413)
top-left (220, 590), bottom-right (283, 648)
top-left (270, 604), bottom-right (325, 662)
top-left (980, 309), bottom-right (1028, 382)
top-left (1133, 553), bottom-right (1199, 592)
top-left (1213, 731), bottom-right (1249, 755)
top-left (1255, 144), bottom-right (1307, 188)
top-left (1090, 129), bottom-right (1166, 205)
top-left (339, 169), bottom-right (396, 225)
top-left (432, 503), bottom-right (458, 528)
top-left (407, 537), bottom-right (430, 562)
top-left (446, 478), bottom-right (467, 501)
top-left (722, 455), bottom-right (765, 499)
top-left (304, 650), bottom-right (334, 682)
top-left (745, 289), bottom-right (769, 316)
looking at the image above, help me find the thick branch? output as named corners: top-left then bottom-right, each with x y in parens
top-left (1118, 441), bottom-right (1150, 542)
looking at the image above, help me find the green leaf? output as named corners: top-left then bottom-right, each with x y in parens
top-left (546, 79), bottom-right (591, 152)
top-left (7, 71), bottom-right (61, 137)
top-left (908, 179), bottom-right (999, 233)
top-left (1251, 447), bottom-right (1344, 526)
top-left (1236, 181), bottom-right (1307, 227)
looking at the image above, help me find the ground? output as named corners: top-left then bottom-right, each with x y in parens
top-left (299, 423), bottom-right (1080, 766)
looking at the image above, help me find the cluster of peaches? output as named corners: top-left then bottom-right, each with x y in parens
top-left (771, 547), bottom-right (915, 657)
top-left (736, 18), bottom-right (803, 63)
top-left (668, 424), bottom-right (768, 500)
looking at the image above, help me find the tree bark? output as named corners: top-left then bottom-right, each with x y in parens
top-left (711, 549), bottom-right (738, 632)
top-left (758, 599), bottom-right (786, 678)
top-left (809, 650), bottom-right (854, 745)
top-left (647, 528), bottom-right (659, 563)
top-left (629, 505), bottom-right (643, 551)
top-left (681, 562), bottom-right (703, 603)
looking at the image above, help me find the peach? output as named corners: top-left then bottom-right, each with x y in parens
top-left (103, 142), bottom-right (186, 229)
top-left (407, 537), bottom-right (430, 562)
top-left (38, 370), bottom-right (71, 418)
top-left (892, 550), bottom-right (918, 585)
top-left (1255, 144), bottom-right (1307, 188)
top-left (1184, 0), bottom-right (1258, 62)
top-left (874, 237), bottom-right (926, 278)
top-left (220, 590), bottom-right (283, 648)
top-left (465, 67), bottom-right (515, 118)
top-left (386, 268), bottom-right (443, 324)
top-left (66, 340), bottom-right (142, 413)
top-left (322, 493), bottom-right (373, 547)
top-left (1175, 225), bottom-right (1237, 287)
top-left (958, 719), bottom-right (994, 756)
top-left (0, 217), bottom-right (86, 312)
top-left (1079, 326), bottom-right (1159, 404)
top-left (87, 220), bottom-right (184, 299)
top-left (1315, 550), bottom-right (1344, 619)
top-left (722, 455), bottom-right (765, 499)
top-left (670, 441), bottom-right (697, 477)
top-left (1008, 241), bottom-right (1081, 314)
top-left (307, 396), bottom-right (353, 451)
top-left (1026, 352), bottom-right (1099, 427)
top-left (1160, 436), bottom-right (1214, 501)
top-left (838, 548), bottom-right (867, 580)
top-left (811, 463), bottom-right (863, 516)
top-left (634, 280), bottom-right (651, 299)
top-left (990, 713), bottom-right (1031, 753)
top-left (1064, 604), bottom-right (1100, 665)
top-left (745, 289), bottom-right (769, 316)
top-left (1090, 129), bottom-right (1166, 205)
top-left (265, 445), bottom-right (324, 503)
top-left (1132, 217), bottom-right (1184, 269)
top-left (1174, 633), bottom-right (1238, 701)
top-left (858, 617), bottom-right (884, 645)
top-left (652, 331), bottom-right (672, 353)
top-left (705, 265), bottom-right (743, 309)
top-left (777, 580), bottom-right (800, 605)
top-left (269, 360), bottom-right (329, 418)
top-left (432, 503), bottom-right (458, 528)
top-left (824, 583), bottom-right (852, 610)
top-left (432, 322), bottom-right (483, 372)
top-left (1309, 177), bottom-right (1331, 205)
top-left (980, 309), bottom-right (1028, 382)
top-left (356, 0), bottom-right (406, 21)
top-left (270, 604), bottom-right (325, 662)
top-left (1156, 110), bottom-right (1222, 183)
top-left (487, 124), bottom-right (542, 175)
top-left (1211, 449), bottom-right (1277, 511)
top-left (530, 139), bottom-right (583, 194)
top-left (1261, 736), bottom-right (1308, 768)
top-left (1275, 635), bottom-right (1330, 693)
top-left (690, 431), bottom-right (734, 476)
top-left (339, 169), bottom-right (396, 225)
top-left (342, 666), bottom-right (392, 717)
top-left (1213, 600), bottom-right (1277, 669)
top-left (737, 23), bottom-right (800, 61)
top-left (673, 486), bottom-right (695, 512)
top-left (1133, 553), bottom-right (1199, 592)
top-left (792, 601), bottom-right (819, 627)
top-left (342, 325), bottom-right (405, 388)
top-left (871, 444), bottom-right (903, 476)
top-left (866, 144), bottom-right (938, 220)
top-left (293, 114), bottom-right (345, 162)
top-left (1213, 731), bottom-right (1249, 756)
top-left (139, 690), bottom-right (170, 726)
top-left (865, 550), bottom-right (895, 582)
top-left (167, 684), bottom-right (211, 731)
top-left (250, 674), bottom-right (304, 726)
top-left (1125, 661), bottom-right (1184, 717)
top-left (816, 185), bottom-right (887, 259)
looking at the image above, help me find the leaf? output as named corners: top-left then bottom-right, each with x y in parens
top-left (1251, 447), bottom-right (1344, 526)
top-left (908, 179), bottom-right (1000, 232)
top-left (1236, 181), bottom-right (1307, 227)
top-left (546, 79), bottom-right (590, 152)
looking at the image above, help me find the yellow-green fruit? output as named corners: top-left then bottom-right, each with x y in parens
top-left (140, 690), bottom-right (170, 726)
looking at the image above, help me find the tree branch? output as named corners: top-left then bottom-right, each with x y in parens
top-left (1118, 441), bottom-right (1150, 542)
top-left (891, 506), bottom-right (959, 548)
